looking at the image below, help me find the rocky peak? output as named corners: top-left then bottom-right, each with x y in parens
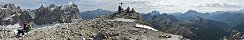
top-left (0, 3), bottom-right (80, 25)
top-left (39, 4), bottom-right (57, 9)
top-left (80, 9), bottom-right (114, 19)
top-left (0, 4), bottom-right (20, 25)
top-left (184, 9), bottom-right (200, 16)
top-left (151, 10), bottom-right (160, 13)
top-left (185, 10), bottom-right (198, 13)
top-left (48, 4), bottom-right (57, 8)
top-left (61, 2), bottom-right (78, 10)
top-left (39, 4), bottom-right (48, 9)
top-left (143, 13), bottom-right (178, 21)
top-left (109, 6), bottom-right (139, 20)
top-left (31, 3), bottom-right (80, 25)
top-left (149, 10), bottom-right (160, 15)
top-left (3, 4), bottom-right (16, 9)
top-left (95, 9), bottom-right (103, 12)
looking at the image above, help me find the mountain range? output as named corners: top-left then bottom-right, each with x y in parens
top-left (79, 9), bottom-right (244, 40)
top-left (0, 3), bottom-right (81, 25)
top-left (140, 11), bottom-right (228, 40)
top-left (172, 9), bottom-right (244, 26)
top-left (80, 9), bottom-right (114, 19)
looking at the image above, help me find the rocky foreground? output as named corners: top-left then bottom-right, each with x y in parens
top-left (0, 18), bottom-right (188, 40)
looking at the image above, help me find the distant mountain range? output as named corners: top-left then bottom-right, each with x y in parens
top-left (80, 9), bottom-right (114, 19)
top-left (138, 10), bottom-right (244, 40)
top-left (81, 9), bottom-right (244, 26)
top-left (172, 9), bottom-right (244, 25)
top-left (139, 11), bottom-right (230, 40)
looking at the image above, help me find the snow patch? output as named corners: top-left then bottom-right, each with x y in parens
top-left (2, 14), bottom-right (16, 21)
top-left (162, 34), bottom-right (186, 40)
top-left (0, 24), bottom-right (21, 34)
top-left (0, 24), bottom-right (21, 28)
top-left (1, 8), bottom-right (7, 9)
top-left (51, 7), bottom-right (55, 11)
top-left (135, 24), bottom-right (158, 31)
top-left (108, 18), bottom-right (135, 22)
top-left (42, 4), bottom-right (48, 8)
top-left (37, 23), bottom-right (70, 29)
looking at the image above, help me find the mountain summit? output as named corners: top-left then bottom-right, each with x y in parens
top-left (108, 6), bottom-right (139, 20)
top-left (0, 4), bottom-right (21, 25)
top-left (32, 3), bottom-right (80, 25)
top-left (80, 9), bottom-right (114, 19)
top-left (0, 3), bottom-right (81, 25)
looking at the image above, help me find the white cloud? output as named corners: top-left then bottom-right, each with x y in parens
top-left (117, 0), bottom-right (244, 13)
top-left (196, 3), bottom-right (242, 8)
top-left (0, 0), bottom-right (243, 13)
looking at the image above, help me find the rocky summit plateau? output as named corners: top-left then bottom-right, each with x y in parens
top-left (0, 3), bottom-right (190, 40)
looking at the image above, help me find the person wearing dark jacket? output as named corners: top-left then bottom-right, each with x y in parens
top-left (17, 20), bottom-right (29, 36)
top-left (23, 20), bottom-right (29, 32)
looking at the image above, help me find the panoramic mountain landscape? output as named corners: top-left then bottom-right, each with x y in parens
top-left (0, 0), bottom-right (244, 40)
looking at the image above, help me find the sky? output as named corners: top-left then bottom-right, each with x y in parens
top-left (0, 0), bottom-right (244, 13)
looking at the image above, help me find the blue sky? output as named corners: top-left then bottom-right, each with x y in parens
top-left (0, 0), bottom-right (244, 13)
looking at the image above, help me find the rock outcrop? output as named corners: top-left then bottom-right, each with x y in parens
top-left (33, 3), bottom-right (81, 25)
top-left (108, 6), bottom-right (139, 20)
top-left (141, 13), bottom-right (179, 30)
top-left (0, 3), bottom-right (81, 25)
top-left (225, 23), bottom-right (244, 40)
top-left (0, 4), bottom-right (21, 25)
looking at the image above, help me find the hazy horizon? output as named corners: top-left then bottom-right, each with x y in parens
top-left (0, 0), bottom-right (244, 13)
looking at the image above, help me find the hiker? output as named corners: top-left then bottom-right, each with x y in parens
top-left (23, 20), bottom-right (33, 33)
top-left (23, 20), bottom-right (29, 32)
top-left (17, 20), bottom-right (33, 36)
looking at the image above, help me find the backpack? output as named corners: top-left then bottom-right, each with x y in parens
top-left (28, 25), bottom-right (33, 31)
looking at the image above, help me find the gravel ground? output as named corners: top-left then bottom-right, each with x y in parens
top-left (0, 18), bottom-right (189, 40)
